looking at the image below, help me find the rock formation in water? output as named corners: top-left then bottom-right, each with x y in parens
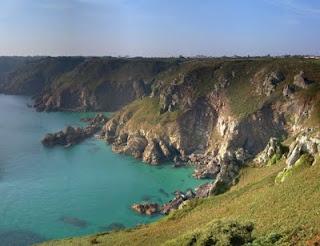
top-left (131, 203), bottom-right (160, 215)
top-left (42, 113), bottom-right (108, 147)
top-left (58, 216), bottom-right (88, 228)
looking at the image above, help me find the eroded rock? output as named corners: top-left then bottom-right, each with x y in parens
top-left (254, 137), bottom-right (286, 165)
top-left (160, 189), bottom-right (195, 215)
top-left (262, 71), bottom-right (285, 96)
top-left (293, 71), bottom-right (311, 89)
top-left (131, 203), bottom-right (159, 216)
top-left (286, 133), bottom-right (319, 167)
top-left (142, 140), bottom-right (164, 165)
top-left (42, 114), bottom-right (108, 147)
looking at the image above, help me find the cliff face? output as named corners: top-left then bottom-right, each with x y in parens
top-left (33, 57), bottom-right (184, 111)
top-left (0, 57), bottom-right (85, 95)
top-left (102, 58), bottom-right (320, 193)
top-left (0, 57), bottom-right (181, 111)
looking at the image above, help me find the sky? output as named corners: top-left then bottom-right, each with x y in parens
top-left (0, 0), bottom-right (319, 57)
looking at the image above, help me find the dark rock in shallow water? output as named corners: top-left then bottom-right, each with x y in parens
top-left (158, 188), bottom-right (170, 197)
top-left (42, 113), bottom-right (108, 147)
top-left (100, 223), bottom-right (125, 232)
top-left (0, 229), bottom-right (46, 246)
top-left (59, 216), bottom-right (88, 228)
top-left (141, 194), bottom-right (155, 201)
top-left (131, 203), bottom-right (160, 216)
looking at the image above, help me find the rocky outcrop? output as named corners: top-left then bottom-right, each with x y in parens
top-left (293, 71), bottom-right (311, 89)
top-left (262, 71), bottom-right (285, 96)
top-left (253, 138), bottom-right (287, 165)
top-left (253, 70), bottom-right (285, 96)
top-left (142, 140), bottom-right (165, 165)
top-left (132, 189), bottom-right (196, 216)
top-left (131, 203), bottom-right (159, 216)
top-left (42, 114), bottom-right (108, 147)
top-left (283, 84), bottom-right (295, 98)
top-left (161, 190), bottom-right (195, 215)
top-left (286, 132), bottom-right (319, 167)
top-left (275, 130), bottom-right (319, 184)
top-left (112, 133), bottom-right (148, 159)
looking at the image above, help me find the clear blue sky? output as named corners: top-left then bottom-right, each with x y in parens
top-left (0, 0), bottom-right (319, 56)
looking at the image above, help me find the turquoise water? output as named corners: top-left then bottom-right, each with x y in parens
top-left (0, 94), bottom-right (206, 245)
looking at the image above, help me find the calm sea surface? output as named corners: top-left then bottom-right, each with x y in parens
top-left (0, 94), bottom-right (206, 245)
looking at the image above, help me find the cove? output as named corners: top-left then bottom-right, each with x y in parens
top-left (0, 94), bottom-right (207, 244)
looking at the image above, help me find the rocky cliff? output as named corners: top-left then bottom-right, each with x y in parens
top-left (0, 56), bottom-right (182, 111)
top-left (101, 58), bottom-right (320, 196)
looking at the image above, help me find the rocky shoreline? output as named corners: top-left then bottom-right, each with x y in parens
top-left (97, 68), bottom-right (320, 216)
top-left (41, 113), bottom-right (108, 147)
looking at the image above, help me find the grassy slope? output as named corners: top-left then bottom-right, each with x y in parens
top-left (41, 157), bottom-right (320, 245)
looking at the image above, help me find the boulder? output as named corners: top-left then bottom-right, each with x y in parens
top-left (131, 203), bottom-right (159, 216)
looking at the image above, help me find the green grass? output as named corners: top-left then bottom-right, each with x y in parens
top-left (116, 97), bottom-right (181, 131)
top-left (39, 156), bottom-right (320, 246)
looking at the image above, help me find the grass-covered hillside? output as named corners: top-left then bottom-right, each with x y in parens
top-left (0, 56), bottom-right (85, 95)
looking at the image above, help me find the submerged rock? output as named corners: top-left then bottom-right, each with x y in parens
top-left (158, 188), bottom-right (170, 197)
top-left (100, 223), bottom-right (125, 232)
top-left (58, 216), bottom-right (88, 228)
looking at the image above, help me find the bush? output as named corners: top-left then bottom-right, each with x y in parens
top-left (163, 220), bottom-right (254, 246)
